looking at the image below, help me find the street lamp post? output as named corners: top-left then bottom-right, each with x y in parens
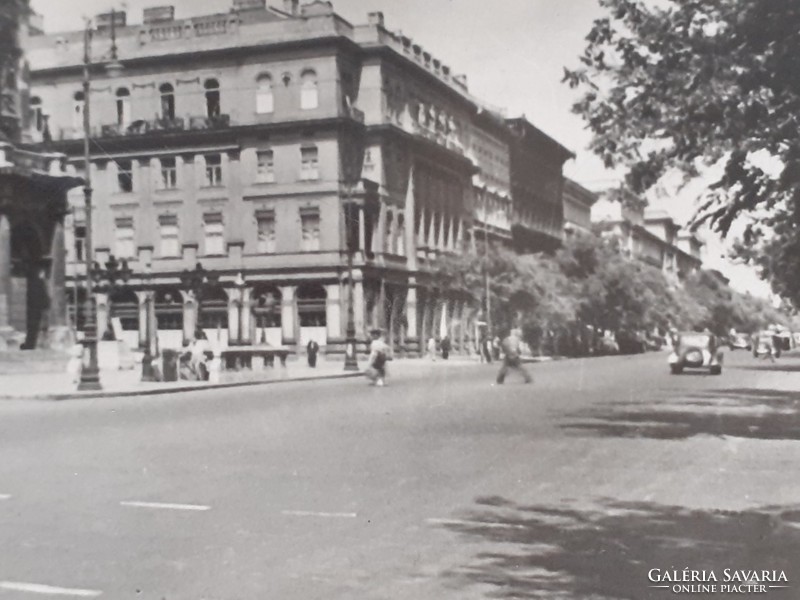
top-left (343, 197), bottom-right (359, 371)
top-left (76, 13), bottom-right (124, 391)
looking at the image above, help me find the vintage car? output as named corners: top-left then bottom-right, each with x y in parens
top-left (752, 331), bottom-right (780, 359)
top-left (728, 333), bottom-right (752, 351)
top-left (668, 332), bottom-right (724, 375)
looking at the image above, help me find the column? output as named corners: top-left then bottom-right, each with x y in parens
top-left (358, 207), bottom-right (366, 254)
top-left (404, 166), bottom-right (418, 270)
top-left (95, 292), bottom-right (109, 340)
top-left (0, 213), bottom-right (10, 330)
top-left (47, 220), bottom-right (68, 329)
top-left (240, 287), bottom-right (253, 345)
top-left (374, 203), bottom-right (387, 256)
top-left (354, 275), bottom-right (365, 339)
top-left (279, 284), bottom-right (296, 346)
top-left (135, 291), bottom-right (150, 349)
top-left (405, 282), bottom-right (419, 356)
top-left (225, 288), bottom-right (240, 345)
top-left (324, 283), bottom-right (342, 339)
top-left (180, 290), bottom-right (196, 342)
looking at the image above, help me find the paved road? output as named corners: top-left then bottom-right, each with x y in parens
top-left (1, 350), bottom-right (799, 599)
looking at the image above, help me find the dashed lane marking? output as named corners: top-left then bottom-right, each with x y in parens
top-left (0, 581), bottom-right (102, 597)
top-left (0, 494), bottom-right (10, 501)
top-left (281, 510), bottom-right (357, 518)
top-left (120, 501), bottom-right (211, 512)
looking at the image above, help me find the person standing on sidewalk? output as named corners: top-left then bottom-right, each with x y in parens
top-left (306, 339), bottom-right (319, 368)
top-left (440, 336), bottom-right (451, 360)
top-left (366, 328), bottom-right (391, 386)
top-left (496, 328), bottom-right (532, 384)
top-left (427, 337), bottom-right (437, 361)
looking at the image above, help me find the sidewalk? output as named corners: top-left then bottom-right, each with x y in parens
top-left (0, 353), bottom-right (550, 401)
top-left (0, 360), bottom-right (361, 401)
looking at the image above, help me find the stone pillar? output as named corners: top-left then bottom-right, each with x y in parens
top-left (405, 166), bottom-right (418, 270)
top-left (0, 213), bottom-right (10, 331)
top-left (324, 283), bottom-right (342, 339)
top-left (405, 281), bottom-right (419, 356)
top-left (225, 288), bottom-right (241, 345)
top-left (47, 220), bottom-right (68, 328)
top-left (374, 204), bottom-right (387, 256)
top-left (354, 276), bottom-right (365, 338)
top-left (241, 287), bottom-right (253, 345)
top-left (279, 284), bottom-right (296, 346)
top-left (95, 292), bottom-right (110, 340)
top-left (358, 207), bottom-right (366, 254)
top-left (180, 290), bottom-right (196, 342)
top-left (135, 290), bottom-right (157, 356)
top-left (135, 291), bottom-right (149, 349)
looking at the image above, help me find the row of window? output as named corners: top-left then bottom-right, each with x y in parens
top-left (102, 147), bottom-right (319, 193)
top-left (76, 211), bottom-right (323, 260)
top-left (31, 71), bottom-right (321, 133)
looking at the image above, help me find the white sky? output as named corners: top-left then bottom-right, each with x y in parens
top-left (29, 0), bottom-right (772, 296)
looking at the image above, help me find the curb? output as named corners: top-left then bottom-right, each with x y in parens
top-left (0, 371), bottom-right (363, 402)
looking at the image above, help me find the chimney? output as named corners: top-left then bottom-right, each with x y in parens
top-left (367, 11), bottom-right (384, 27)
top-left (143, 6), bottom-right (175, 24)
top-left (282, 0), bottom-right (299, 15)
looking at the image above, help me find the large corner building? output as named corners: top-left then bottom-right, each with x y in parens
top-left (27, 0), bottom-right (572, 357)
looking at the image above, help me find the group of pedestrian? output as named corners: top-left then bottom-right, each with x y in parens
top-left (365, 327), bottom-right (531, 388)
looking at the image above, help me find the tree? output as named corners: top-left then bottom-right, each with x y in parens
top-left (564, 0), bottom-right (800, 304)
top-left (432, 244), bottom-right (577, 352)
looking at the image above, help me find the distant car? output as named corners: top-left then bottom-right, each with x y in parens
top-left (668, 332), bottom-right (724, 375)
top-left (752, 331), bottom-right (780, 359)
top-left (729, 333), bottom-right (752, 351)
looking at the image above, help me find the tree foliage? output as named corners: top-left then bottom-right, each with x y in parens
top-left (435, 233), bottom-right (785, 355)
top-left (564, 0), bottom-right (800, 304)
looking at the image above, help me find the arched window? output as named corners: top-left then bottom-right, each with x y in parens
top-left (204, 78), bottom-right (220, 118)
top-left (29, 96), bottom-right (44, 132)
top-left (72, 91), bottom-right (84, 131)
top-left (159, 83), bottom-right (175, 120)
top-left (255, 74), bottom-right (273, 114)
top-left (115, 87), bottom-right (131, 127)
top-left (300, 70), bottom-right (318, 110)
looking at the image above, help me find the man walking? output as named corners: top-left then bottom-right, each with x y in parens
top-left (496, 328), bottom-right (532, 384)
top-left (366, 328), bottom-right (391, 387)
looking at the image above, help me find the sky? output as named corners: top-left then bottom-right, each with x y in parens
top-left (29, 0), bottom-right (772, 296)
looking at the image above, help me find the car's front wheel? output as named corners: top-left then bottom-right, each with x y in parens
top-left (670, 364), bottom-right (683, 375)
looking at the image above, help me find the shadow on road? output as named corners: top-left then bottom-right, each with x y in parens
top-left (560, 388), bottom-right (800, 440)
top-left (438, 496), bottom-right (800, 599)
top-left (732, 362), bottom-right (800, 373)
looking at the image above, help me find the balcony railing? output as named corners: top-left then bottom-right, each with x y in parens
top-left (62, 114), bottom-right (231, 141)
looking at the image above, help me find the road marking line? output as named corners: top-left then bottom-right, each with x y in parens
top-left (426, 518), bottom-right (527, 530)
top-left (0, 581), bottom-right (102, 597)
top-left (0, 494), bottom-right (11, 500)
top-left (120, 501), bottom-right (210, 512)
top-left (281, 510), bottom-right (357, 518)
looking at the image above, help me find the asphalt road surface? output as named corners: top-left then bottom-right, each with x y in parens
top-left (1, 349), bottom-right (799, 599)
